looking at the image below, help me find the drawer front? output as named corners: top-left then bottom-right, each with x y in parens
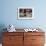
top-left (3, 32), bottom-right (23, 36)
top-left (32, 36), bottom-right (45, 44)
top-left (32, 44), bottom-right (44, 46)
top-left (3, 43), bottom-right (23, 46)
top-left (24, 32), bottom-right (44, 36)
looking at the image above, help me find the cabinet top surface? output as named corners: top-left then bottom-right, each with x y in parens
top-left (4, 29), bottom-right (45, 32)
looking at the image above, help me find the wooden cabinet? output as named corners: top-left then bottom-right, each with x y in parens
top-left (2, 32), bottom-right (45, 46)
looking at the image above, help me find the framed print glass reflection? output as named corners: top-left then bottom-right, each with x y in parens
top-left (17, 7), bottom-right (34, 19)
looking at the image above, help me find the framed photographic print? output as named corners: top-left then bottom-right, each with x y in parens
top-left (17, 7), bottom-right (34, 19)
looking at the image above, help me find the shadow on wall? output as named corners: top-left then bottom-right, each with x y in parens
top-left (0, 24), bottom-right (7, 43)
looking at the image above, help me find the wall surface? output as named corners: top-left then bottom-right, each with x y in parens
top-left (0, 0), bottom-right (46, 30)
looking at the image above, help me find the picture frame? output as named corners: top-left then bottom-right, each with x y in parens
top-left (17, 7), bottom-right (34, 19)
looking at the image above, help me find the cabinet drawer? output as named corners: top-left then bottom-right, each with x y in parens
top-left (3, 44), bottom-right (15, 46)
top-left (24, 32), bottom-right (44, 36)
top-left (3, 43), bottom-right (23, 46)
top-left (3, 32), bottom-right (23, 36)
top-left (32, 44), bottom-right (44, 46)
top-left (32, 36), bottom-right (45, 44)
